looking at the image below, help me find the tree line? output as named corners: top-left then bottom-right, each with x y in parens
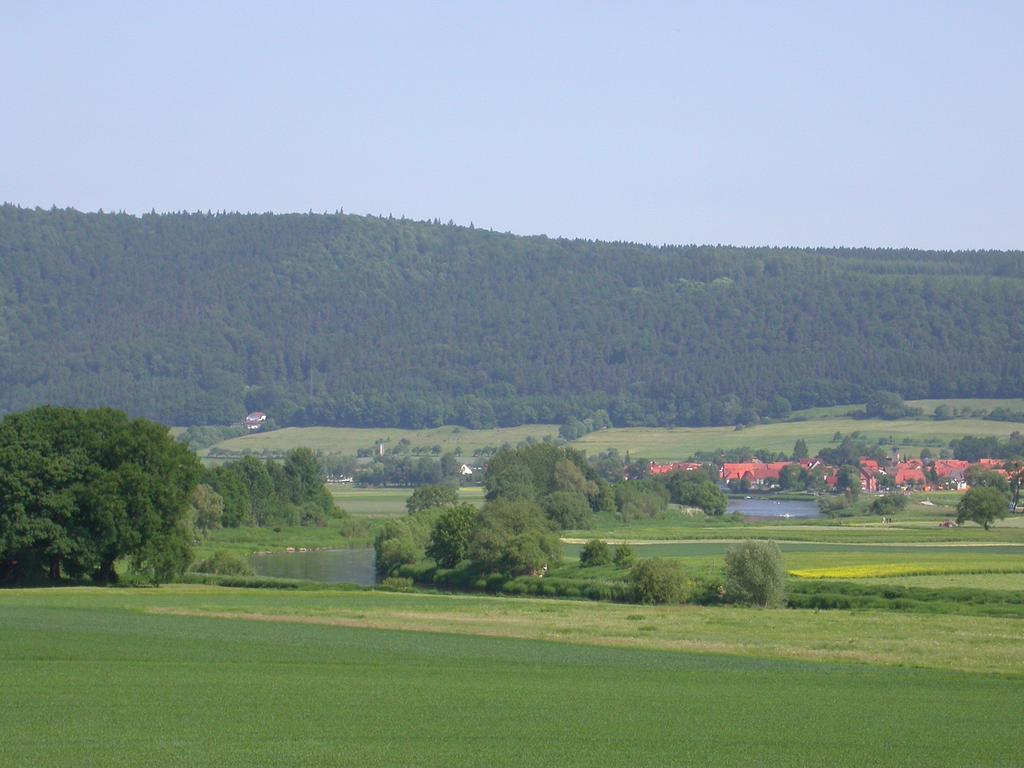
top-left (0, 406), bottom-right (342, 585)
top-left (2, 205), bottom-right (1022, 429)
top-left (373, 444), bottom-right (728, 580)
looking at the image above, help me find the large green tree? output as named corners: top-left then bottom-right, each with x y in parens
top-left (425, 504), bottom-right (479, 568)
top-left (956, 487), bottom-right (1009, 530)
top-left (467, 500), bottom-right (561, 577)
top-left (406, 484), bottom-right (459, 515)
top-left (0, 407), bottom-right (201, 584)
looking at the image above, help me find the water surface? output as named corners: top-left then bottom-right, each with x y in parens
top-left (726, 497), bottom-right (823, 518)
top-left (251, 547), bottom-right (376, 585)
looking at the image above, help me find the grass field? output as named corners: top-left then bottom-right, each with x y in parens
top-left (1, 586), bottom-right (1022, 767)
top-left (856, 572), bottom-right (1024, 590)
top-left (328, 485), bottom-right (485, 516)
top-left (197, 516), bottom-right (370, 559)
top-left (561, 540), bottom-right (1024, 579)
top-left (210, 423), bottom-right (558, 456)
top-left (572, 415), bottom-right (1021, 459)
top-left (203, 398), bottom-right (1024, 461)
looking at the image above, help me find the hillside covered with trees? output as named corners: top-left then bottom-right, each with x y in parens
top-left (1, 205), bottom-right (1022, 428)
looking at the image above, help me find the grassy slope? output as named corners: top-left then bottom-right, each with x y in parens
top-left (204, 398), bottom-right (1024, 461)
top-left (2, 587), bottom-right (1023, 767)
top-left (573, 415), bottom-right (1020, 459)
top-left (210, 424), bottom-right (558, 456)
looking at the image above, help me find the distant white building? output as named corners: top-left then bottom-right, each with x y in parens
top-left (459, 464), bottom-right (474, 476)
top-left (244, 412), bottom-right (267, 431)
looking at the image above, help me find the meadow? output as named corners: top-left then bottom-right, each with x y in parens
top-left (203, 398), bottom-right (1024, 462)
top-left (1, 586), bottom-right (1022, 767)
top-left (328, 485), bottom-right (485, 517)
top-left (571, 414), bottom-right (1021, 460)
top-left (210, 423), bottom-right (558, 457)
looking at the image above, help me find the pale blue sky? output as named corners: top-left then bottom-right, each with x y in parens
top-left (2, 1), bottom-right (1022, 249)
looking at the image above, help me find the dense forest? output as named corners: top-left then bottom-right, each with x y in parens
top-left (1, 205), bottom-right (1023, 428)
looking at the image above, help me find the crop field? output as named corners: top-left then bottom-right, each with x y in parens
top-left (1, 586), bottom-right (1022, 767)
top-left (329, 485), bottom-right (485, 517)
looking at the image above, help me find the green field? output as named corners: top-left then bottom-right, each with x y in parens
top-left (562, 540), bottom-right (1024, 579)
top-left (329, 485), bottom-right (485, 517)
top-left (856, 572), bottom-right (1024, 590)
top-left (210, 424), bottom-right (558, 457)
top-left (1, 586), bottom-right (1022, 767)
top-left (204, 398), bottom-right (1024, 461)
top-left (573, 415), bottom-right (1021, 460)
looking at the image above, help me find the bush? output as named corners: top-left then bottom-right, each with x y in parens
top-left (379, 576), bottom-right (414, 591)
top-left (629, 558), bottom-right (692, 604)
top-left (374, 534), bottom-right (419, 577)
top-left (724, 540), bottom-right (786, 607)
top-left (869, 494), bottom-right (907, 517)
top-left (579, 539), bottom-right (612, 567)
top-left (613, 543), bottom-right (635, 566)
top-left (543, 491), bottom-right (594, 529)
top-left (191, 550), bottom-right (254, 576)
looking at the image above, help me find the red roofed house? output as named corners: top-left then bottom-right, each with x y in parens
top-left (932, 459), bottom-right (969, 478)
top-left (892, 460), bottom-right (926, 488)
top-left (720, 461), bottom-right (793, 487)
top-left (649, 462), bottom-right (706, 476)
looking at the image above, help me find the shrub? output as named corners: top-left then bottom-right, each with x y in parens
top-left (191, 550), bottom-right (254, 576)
top-left (629, 558), bottom-right (692, 604)
top-left (869, 494), bottom-right (907, 517)
top-left (374, 534), bottom-right (419, 577)
top-left (724, 540), bottom-right (786, 607)
top-left (613, 543), bottom-right (635, 566)
top-left (379, 576), bottom-right (414, 591)
top-left (579, 539), bottom-right (612, 567)
top-left (543, 491), bottom-right (594, 529)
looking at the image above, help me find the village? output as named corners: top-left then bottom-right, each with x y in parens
top-left (649, 455), bottom-right (1017, 495)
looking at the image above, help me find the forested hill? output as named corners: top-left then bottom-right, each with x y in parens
top-left (2, 205), bottom-right (1023, 429)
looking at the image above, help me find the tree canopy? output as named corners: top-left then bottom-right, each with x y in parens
top-left (0, 406), bottom-right (201, 584)
top-left (956, 487), bottom-right (1009, 530)
top-left (2, 206), bottom-right (1022, 430)
top-left (466, 500), bottom-right (561, 577)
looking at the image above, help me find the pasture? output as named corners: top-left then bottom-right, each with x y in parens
top-left (572, 415), bottom-right (1020, 460)
top-left (1, 586), bottom-right (1022, 767)
top-left (210, 423), bottom-right (557, 456)
top-left (202, 398), bottom-right (1024, 461)
top-left (560, 540), bottom-right (1024, 580)
top-left (329, 485), bottom-right (485, 517)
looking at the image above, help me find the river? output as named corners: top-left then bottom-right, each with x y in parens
top-left (251, 547), bottom-right (377, 586)
top-left (727, 497), bottom-right (823, 518)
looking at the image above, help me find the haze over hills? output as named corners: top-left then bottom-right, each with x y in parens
top-left (1, 204), bottom-right (1022, 429)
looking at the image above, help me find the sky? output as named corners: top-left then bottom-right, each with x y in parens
top-left (2, 1), bottom-right (1022, 250)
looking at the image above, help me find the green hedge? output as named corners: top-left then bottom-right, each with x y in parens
top-left (787, 580), bottom-right (1024, 617)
